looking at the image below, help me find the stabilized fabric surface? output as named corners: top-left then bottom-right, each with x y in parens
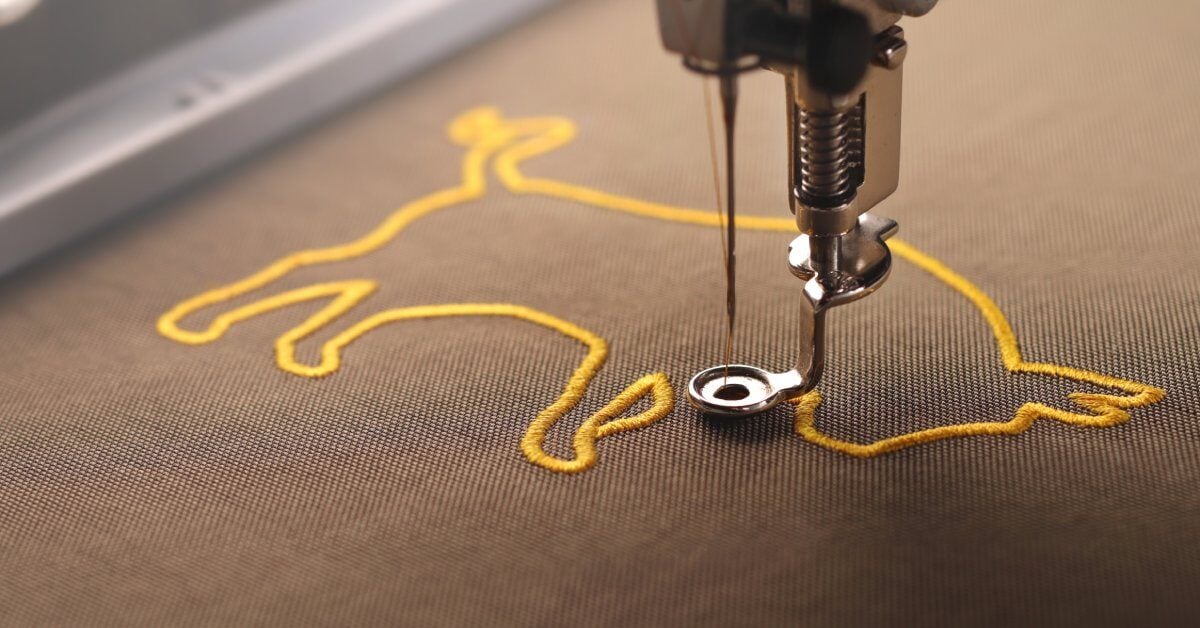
top-left (2, 0), bottom-right (1199, 624)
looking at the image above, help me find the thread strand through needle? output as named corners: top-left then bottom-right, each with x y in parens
top-left (700, 79), bottom-right (733, 382)
top-left (719, 74), bottom-right (737, 382)
top-left (668, 0), bottom-right (735, 384)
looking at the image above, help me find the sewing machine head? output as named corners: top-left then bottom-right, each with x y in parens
top-left (655, 0), bottom-right (937, 416)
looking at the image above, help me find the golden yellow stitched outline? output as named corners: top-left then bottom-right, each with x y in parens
top-left (158, 106), bottom-right (1164, 466)
top-left (480, 108), bottom-right (1166, 455)
top-left (157, 112), bottom-right (673, 474)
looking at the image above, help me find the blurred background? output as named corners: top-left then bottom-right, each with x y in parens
top-left (0, 0), bottom-right (280, 134)
top-left (0, 0), bottom-right (558, 276)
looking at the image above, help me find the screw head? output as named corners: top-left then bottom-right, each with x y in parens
top-left (876, 37), bottom-right (908, 69)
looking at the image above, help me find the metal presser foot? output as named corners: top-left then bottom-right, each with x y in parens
top-left (688, 213), bottom-right (897, 416)
top-left (654, 0), bottom-right (935, 417)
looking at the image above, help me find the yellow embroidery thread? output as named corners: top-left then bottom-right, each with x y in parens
top-left (158, 111), bottom-right (674, 474)
top-left (790, 241), bottom-right (1164, 457)
top-left (158, 106), bottom-right (1164, 464)
top-left (476, 107), bottom-right (1165, 456)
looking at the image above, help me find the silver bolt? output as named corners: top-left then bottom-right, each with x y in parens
top-left (876, 36), bottom-right (907, 69)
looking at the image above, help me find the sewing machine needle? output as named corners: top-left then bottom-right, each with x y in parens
top-left (719, 73), bottom-right (738, 369)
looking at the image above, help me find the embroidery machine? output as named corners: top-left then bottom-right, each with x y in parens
top-left (656, 0), bottom-right (937, 416)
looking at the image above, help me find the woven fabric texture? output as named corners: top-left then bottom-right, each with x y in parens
top-left (2, 0), bottom-right (1199, 624)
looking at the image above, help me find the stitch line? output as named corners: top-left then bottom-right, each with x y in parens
top-left (158, 106), bottom-right (1164, 466)
top-left (480, 108), bottom-right (1165, 457)
top-left (158, 114), bottom-right (673, 474)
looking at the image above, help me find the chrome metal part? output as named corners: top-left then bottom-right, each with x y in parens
top-left (688, 365), bottom-right (802, 417)
top-left (875, 25), bottom-right (908, 68)
top-left (789, 24), bottom-right (905, 236)
top-left (798, 106), bottom-right (856, 203)
top-left (687, 213), bottom-right (897, 415)
top-left (667, 1), bottom-right (934, 417)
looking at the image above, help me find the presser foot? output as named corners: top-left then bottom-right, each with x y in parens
top-left (688, 213), bottom-right (897, 417)
top-left (688, 364), bottom-right (806, 417)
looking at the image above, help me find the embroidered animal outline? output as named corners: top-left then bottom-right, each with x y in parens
top-left (158, 107), bottom-right (1164, 470)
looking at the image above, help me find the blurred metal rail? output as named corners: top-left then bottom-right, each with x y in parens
top-left (0, 0), bottom-right (561, 276)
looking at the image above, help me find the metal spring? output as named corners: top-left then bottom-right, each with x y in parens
top-left (846, 104), bottom-right (864, 170)
top-left (798, 107), bottom-right (855, 203)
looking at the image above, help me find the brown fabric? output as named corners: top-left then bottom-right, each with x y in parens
top-left (2, 0), bottom-right (1200, 624)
